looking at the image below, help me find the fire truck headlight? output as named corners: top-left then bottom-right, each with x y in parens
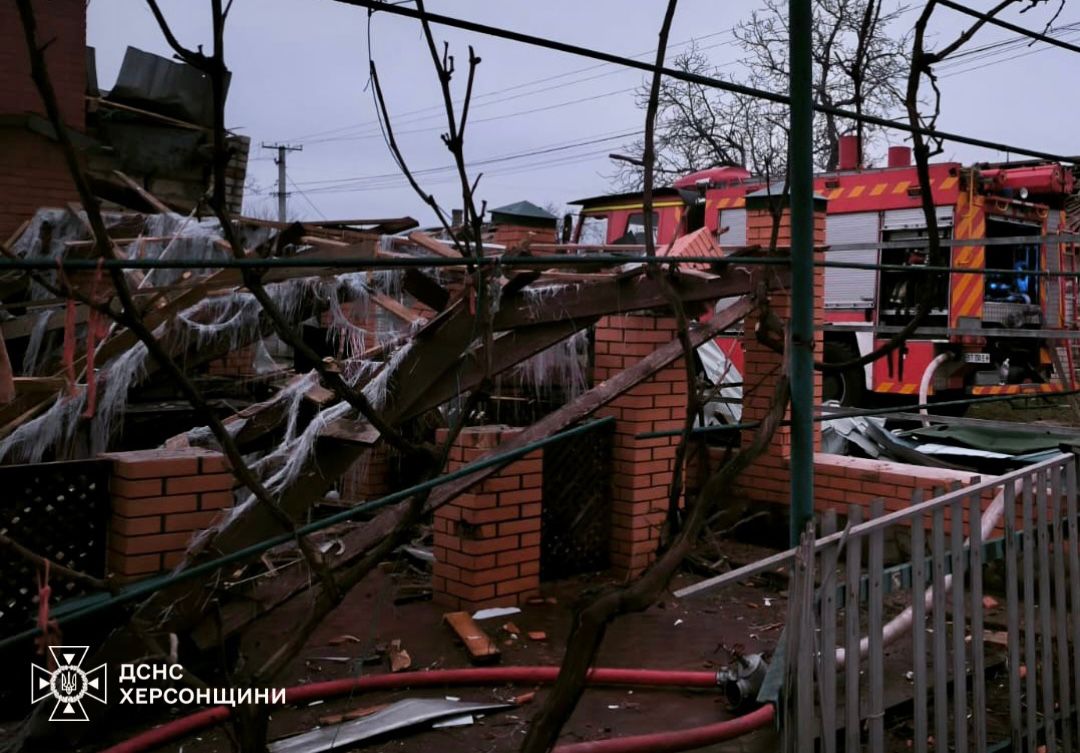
top-left (1019, 186), bottom-right (1029, 200)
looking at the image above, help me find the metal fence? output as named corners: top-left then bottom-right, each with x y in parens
top-left (780, 453), bottom-right (1080, 752)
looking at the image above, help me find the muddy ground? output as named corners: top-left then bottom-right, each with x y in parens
top-left (81, 546), bottom-right (788, 753)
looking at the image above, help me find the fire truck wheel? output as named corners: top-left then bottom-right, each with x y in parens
top-left (822, 341), bottom-right (866, 408)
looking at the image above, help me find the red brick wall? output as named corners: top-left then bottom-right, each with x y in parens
top-left (0, 0), bottom-right (86, 239)
top-left (432, 426), bottom-right (541, 610)
top-left (339, 441), bottom-right (394, 503)
top-left (104, 448), bottom-right (234, 578)
top-left (0, 128), bottom-right (80, 238)
top-left (705, 448), bottom-right (1000, 536)
top-left (814, 453), bottom-right (1002, 535)
top-left (206, 344), bottom-right (258, 378)
top-left (0, 0), bottom-right (86, 127)
top-left (594, 314), bottom-right (687, 576)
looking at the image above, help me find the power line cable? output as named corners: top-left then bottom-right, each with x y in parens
top-left (939, 28), bottom-right (1080, 78)
top-left (279, 29), bottom-right (737, 143)
top-left (287, 174), bottom-right (328, 219)
top-left (936, 0), bottom-right (1080, 55)
top-left (292, 128), bottom-right (642, 190)
top-left (338, 0), bottom-right (1078, 164)
top-left (301, 147), bottom-right (619, 195)
top-left (304, 87), bottom-right (635, 146)
top-left (938, 19), bottom-right (1080, 64)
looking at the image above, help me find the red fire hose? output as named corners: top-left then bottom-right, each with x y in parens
top-left (100, 666), bottom-right (774, 753)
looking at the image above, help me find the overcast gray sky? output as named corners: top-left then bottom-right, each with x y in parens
top-left (86, 1), bottom-right (1079, 225)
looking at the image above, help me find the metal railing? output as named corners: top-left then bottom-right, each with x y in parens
top-left (780, 453), bottom-right (1080, 752)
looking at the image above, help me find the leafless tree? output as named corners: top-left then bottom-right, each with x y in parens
top-left (617, 0), bottom-right (911, 188)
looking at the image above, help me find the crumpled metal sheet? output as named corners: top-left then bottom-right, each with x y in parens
top-left (268, 698), bottom-right (513, 753)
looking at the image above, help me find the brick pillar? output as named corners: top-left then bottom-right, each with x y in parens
top-left (594, 315), bottom-right (687, 577)
top-left (206, 344), bottom-right (260, 378)
top-left (735, 192), bottom-right (827, 506)
top-left (492, 224), bottom-right (557, 249)
top-left (432, 426), bottom-right (542, 610)
top-left (339, 440), bottom-right (394, 503)
top-left (104, 448), bottom-right (234, 578)
top-left (320, 299), bottom-right (388, 356)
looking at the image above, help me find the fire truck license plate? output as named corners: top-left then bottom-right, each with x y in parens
top-left (964, 352), bottom-right (991, 364)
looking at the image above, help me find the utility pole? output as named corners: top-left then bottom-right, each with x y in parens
top-left (261, 142), bottom-right (302, 223)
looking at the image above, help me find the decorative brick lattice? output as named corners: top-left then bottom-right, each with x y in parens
top-left (540, 421), bottom-right (614, 579)
top-left (0, 459), bottom-right (110, 634)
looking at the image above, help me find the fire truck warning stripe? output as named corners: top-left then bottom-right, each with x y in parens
top-left (870, 183), bottom-right (887, 197)
top-left (952, 272), bottom-right (975, 304)
top-left (873, 381), bottom-right (919, 394)
top-left (891, 181), bottom-right (911, 195)
top-left (941, 176), bottom-right (959, 190)
top-left (971, 384), bottom-right (1062, 395)
top-left (955, 281), bottom-right (984, 320)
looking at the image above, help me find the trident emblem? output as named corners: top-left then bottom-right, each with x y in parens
top-left (30, 646), bottom-right (107, 722)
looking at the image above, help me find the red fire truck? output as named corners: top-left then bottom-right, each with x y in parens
top-left (570, 137), bottom-right (1079, 408)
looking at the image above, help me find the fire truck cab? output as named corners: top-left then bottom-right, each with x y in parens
top-left (570, 140), bottom-right (1078, 408)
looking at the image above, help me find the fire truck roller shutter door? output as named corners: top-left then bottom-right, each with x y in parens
top-left (825, 212), bottom-right (880, 310)
top-left (718, 208), bottom-right (747, 248)
top-left (881, 207), bottom-right (954, 231)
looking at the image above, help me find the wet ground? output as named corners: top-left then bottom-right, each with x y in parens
top-left (89, 546), bottom-right (789, 753)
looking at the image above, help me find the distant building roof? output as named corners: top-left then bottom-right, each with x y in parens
top-left (489, 200), bottom-right (557, 222)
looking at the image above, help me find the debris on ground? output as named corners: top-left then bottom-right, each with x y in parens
top-left (388, 639), bottom-right (412, 673)
top-left (444, 611), bottom-right (501, 663)
top-left (268, 698), bottom-right (513, 753)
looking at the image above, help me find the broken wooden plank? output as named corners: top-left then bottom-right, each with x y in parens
top-left (1, 303), bottom-right (91, 340)
top-left (308, 217), bottom-right (418, 233)
top-left (443, 612), bottom-right (501, 664)
top-left (318, 420), bottom-right (381, 446)
top-left (405, 231), bottom-right (462, 258)
top-left (370, 292), bottom-right (421, 324)
top-left (403, 268), bottom-right (450, 312)
top-left (13, 377), bottom-right (68, 394)
top-left (113, 171), bottom-right (172, 215)
top-left (491, 266), bottom-right (764, 330)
